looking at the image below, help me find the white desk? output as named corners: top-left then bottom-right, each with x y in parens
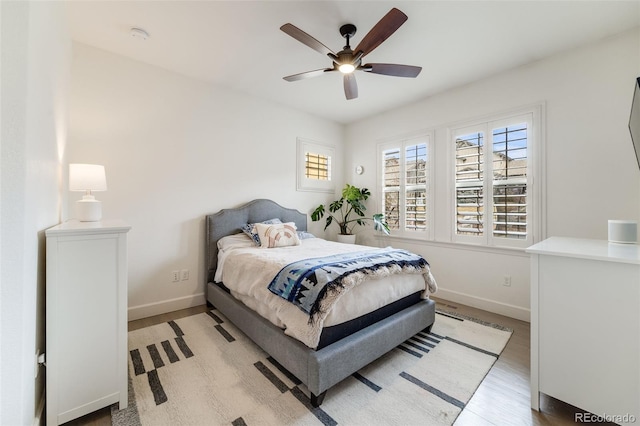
top-left (527, 237), bottom-right (640, 423)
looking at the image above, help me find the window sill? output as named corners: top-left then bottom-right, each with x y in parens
top-left (375, 234), bottom-right (531, 257)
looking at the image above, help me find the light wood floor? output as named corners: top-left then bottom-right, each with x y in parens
top-left (65, 299), bottom-right (598, 425)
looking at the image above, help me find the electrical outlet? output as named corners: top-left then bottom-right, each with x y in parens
top-left (503, 275), bottom-right (512, 287)
top-left (181, 269), bottom-right (189, 281)
top-left (171, 270), bottom-right (180, 282)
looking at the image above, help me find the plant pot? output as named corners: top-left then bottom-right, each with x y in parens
top-left (336, 234), bottom-right (357, 244)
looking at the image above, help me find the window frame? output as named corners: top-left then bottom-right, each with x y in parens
top-left (296, 138), bottom-right (335, 193)
top-left (448, 107), bottom-right (541, 249)
top-left (377, 132), bottom-right (434, 240)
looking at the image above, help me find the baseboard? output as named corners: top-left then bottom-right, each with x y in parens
top-left (127, 289), bottom-right (528, 323)
top-left (128, 293), bottom-right (206, 321)
top-left (435, 288), bottom-right (530, 322)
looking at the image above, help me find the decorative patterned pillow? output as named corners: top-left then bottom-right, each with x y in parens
top-left (253, 222), bottom-right (301, 248)
top-left (241, 218), bottom-right (282, 246)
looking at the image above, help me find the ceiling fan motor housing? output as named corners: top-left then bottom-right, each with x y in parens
top-left (335, 24), bottom-right (359, 68)
top-left (339, 24), bottom-right (357, 40)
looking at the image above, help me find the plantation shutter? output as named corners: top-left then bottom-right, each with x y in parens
top-left (455, 132), bottom-right (484, 236)
top-left (451, 111), bottom-right (534, 248)
top-left (492, 124), bottom-right (528, 239)
top-left (405, 144), bottom-right (427, 231)
top-left (381, 137), bottom-right (430, 234)
top-left (297, 138), bottom-right (335, 193)
top-left (382, 148), bottom-right (401, 230)
top-left (305, 152), bottom-right (331, 181)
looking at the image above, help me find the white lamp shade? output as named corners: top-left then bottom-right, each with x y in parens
top-left (69, 164), bottom-right (107, 192)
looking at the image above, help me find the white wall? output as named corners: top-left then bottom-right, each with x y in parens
top-left (0, 2), bottom-right (70, 424)
top-left (68, 28), bottom-right (639, 324)
top-left (345, 29), bottom-right (640, 321)
top-left (68, 43), bottom-right (344, 320)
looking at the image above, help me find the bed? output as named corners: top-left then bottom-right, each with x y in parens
top-left (205, 199), bottom-right (436, 406)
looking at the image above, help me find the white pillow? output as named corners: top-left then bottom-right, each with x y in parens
top-left (217, 233), bottom-right (256, 251)
top-left (253, 222), bottom-right (301, 248)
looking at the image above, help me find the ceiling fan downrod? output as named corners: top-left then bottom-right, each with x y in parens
top-left (334, 24), bottom-right (360, 72)
top-left (340, 24), bottom-right (356, 48)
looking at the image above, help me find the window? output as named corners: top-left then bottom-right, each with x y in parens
top-left (305, 152), bottom-right (331, 180)
top-left (375, 105), bottom-right (541, 249)
top-left (297, 138), bottom-right (335, 193)
top-left (379, 135), bottom-right (431, 237)
top-left (452, 112), bottom-right (535, 248)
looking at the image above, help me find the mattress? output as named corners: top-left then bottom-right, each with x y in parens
top-left (215, 234), bottom-right (436, 348)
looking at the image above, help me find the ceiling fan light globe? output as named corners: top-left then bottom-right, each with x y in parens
top-left (339, 63), bottom-right (355, 74)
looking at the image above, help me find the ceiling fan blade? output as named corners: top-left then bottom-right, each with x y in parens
top-left (283, 68), bottom-right (335, 82)
top-left (344, 73), bottom-right (358, 100)
top-left (280, 23), bottom-right (336, 57)
top-left (362, 63), bottom-right (422, 78)
top-left (353, 8), bottom-right (408, 58)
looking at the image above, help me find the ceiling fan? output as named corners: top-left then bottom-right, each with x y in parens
top-left (280, 8), bottom-right (422, 100)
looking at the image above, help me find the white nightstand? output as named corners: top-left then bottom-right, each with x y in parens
top-left (46, 220), bottom-right (131, 425)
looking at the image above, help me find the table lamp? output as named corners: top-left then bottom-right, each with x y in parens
top-left (69, 163), bottom-right (107, 222)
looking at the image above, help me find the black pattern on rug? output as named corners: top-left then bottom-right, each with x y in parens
top-left (128, 314), bottom-right (237, 407)
top-left (128, 320), bottom-right (195, 406)
top-left (250, 323), bottom-right (465, 426)
top-left (114, 308), bottom-right (512, 426)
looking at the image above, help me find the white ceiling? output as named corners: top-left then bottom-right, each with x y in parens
top-left (66, 1), bottom-right (640, 124)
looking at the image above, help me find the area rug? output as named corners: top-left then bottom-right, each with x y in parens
top-left (112, 309), bottom-right (512, 426)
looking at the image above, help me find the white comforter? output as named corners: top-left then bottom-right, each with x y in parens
top-left (215, 234), bottom-right (437, 348)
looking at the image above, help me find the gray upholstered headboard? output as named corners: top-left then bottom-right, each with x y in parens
top-left (205, 199), bottom-right (307, 283)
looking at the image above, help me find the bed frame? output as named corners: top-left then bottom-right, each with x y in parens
top-left (205, 199), bottom-right (436, 406)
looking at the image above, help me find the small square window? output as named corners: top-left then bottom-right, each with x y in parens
top-left (305, 152), bottom-right (331, 181)
top-left (297, 138), bottom-right (335, 193)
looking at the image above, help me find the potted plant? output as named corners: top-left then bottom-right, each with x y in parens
top-left (311, 183), bottom-right (390, 243)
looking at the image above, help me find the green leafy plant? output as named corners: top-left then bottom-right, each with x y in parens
top-left (311, 184), bottom-right (390, 236)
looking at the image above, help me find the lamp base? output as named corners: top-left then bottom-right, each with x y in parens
top-left (76, 196), bottom-right (102, 222)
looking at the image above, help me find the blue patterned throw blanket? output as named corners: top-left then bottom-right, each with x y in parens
top-left (267, 248), bottom-right (430, 324)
